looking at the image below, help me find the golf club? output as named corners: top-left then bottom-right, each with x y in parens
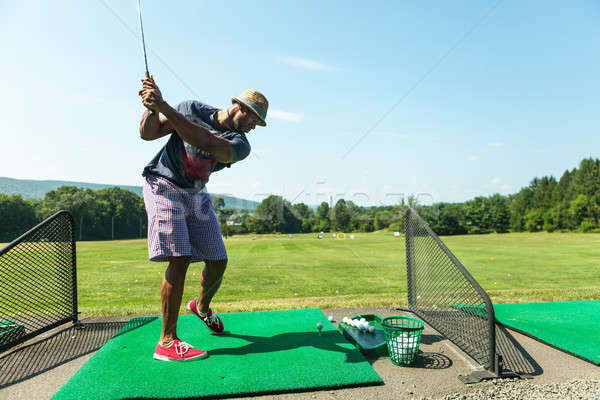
top-left (136, 0), bottom-right (155, 115)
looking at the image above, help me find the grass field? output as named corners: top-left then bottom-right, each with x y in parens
top-left (62, 231), bottom-right (600, 315)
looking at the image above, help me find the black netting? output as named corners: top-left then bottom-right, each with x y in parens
top-left (404, 208), bottom-right (496, 370)
top-left (0, 211), bottom-right (77, 353)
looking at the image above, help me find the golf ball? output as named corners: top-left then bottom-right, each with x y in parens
top-left (368, 326), bottom-right (375, 333)
top-left (328, 315), bottom-right (334, 322)
top-left (316, 322), bottom-right (323, 330)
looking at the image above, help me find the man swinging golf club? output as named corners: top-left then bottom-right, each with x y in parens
top-left (138, 75), bottom-right (268, 361)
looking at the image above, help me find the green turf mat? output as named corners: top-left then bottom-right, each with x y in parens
top-left (52, 309), bottom-right (381, 399)
top-left (494, 301), bottom-right (600, 365)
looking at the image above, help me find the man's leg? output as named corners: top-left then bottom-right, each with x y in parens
top-left (196, 259), bottom-right (227, 313)
top-left (160, 256), bottom-right (190, 344)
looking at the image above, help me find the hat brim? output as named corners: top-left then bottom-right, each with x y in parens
top-left (232, 97), bottom-right (267, 127)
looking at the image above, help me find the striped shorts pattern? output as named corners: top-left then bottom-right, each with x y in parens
top-left (142, 175), bottom-right (227, 263)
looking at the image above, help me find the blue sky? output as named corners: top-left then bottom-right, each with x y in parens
top-left (1, 1), bottom-right (598, 206)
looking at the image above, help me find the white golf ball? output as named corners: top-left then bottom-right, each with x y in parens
top-left (328, 315), bottom-right (334, 322)
top-left (368, 326), bottom-right (375, 333)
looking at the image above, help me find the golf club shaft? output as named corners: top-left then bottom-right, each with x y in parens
top-left (137, 0), bottom-right (155, 115)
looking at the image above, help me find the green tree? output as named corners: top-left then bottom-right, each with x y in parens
top-left (40, 186), bottom-right (100, 240)
top-left (374, 210), bottom-right (394, 230)
top-left (212, 196), bottom-right (225, 212)
top-left (425, 203), bottom-right (467, 235)
top-left (463, 197), bottom-right (492, 234)
top-left (251, 195), bottom-right (301, 233)
top-left (569, 194), bottom-right (590, 228)
top-left (509, 188), bottom-right (533, 232)
top-left (315, 202), bottom-right (331, 232)
top-left (332, 199), bottom-right (350, 231)
top-left (488, 194), bottom-right (510, 233)
top-left (292, 203), bottom-right (313, 219)
top-left (573, 158), bottom-right (600, 198)
top-left (524, 209), bottom-right (544, 232)
top-left (95, 187), bottom-right (146, 239)
top-left (0, 194), bottom-right (39, 242)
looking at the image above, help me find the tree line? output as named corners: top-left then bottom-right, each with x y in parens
top-left (220, 158), bottom-right (600, 236)
top-left (1, 158), bottom-right (598, 242)
top-left (0, 186), bottom-right (146, 242)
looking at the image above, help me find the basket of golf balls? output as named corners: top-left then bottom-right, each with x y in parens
top-left (381, 316), bottom-right (424, 366)
top-left (341, 317), bottom-right (376, 334)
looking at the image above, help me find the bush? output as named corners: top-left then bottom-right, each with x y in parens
top-left (524, 209), bottom-right (544, 232)
top-left (388, 221), bottom-right (403, 232)
top-left (580, 219), bottom-right (596, 233)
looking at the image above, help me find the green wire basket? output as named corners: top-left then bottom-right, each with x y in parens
top-left (382, 316), bottom-right (424, 366)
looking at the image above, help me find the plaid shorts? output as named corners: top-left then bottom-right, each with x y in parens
top-left (142, 175), bottom-right (227, 263)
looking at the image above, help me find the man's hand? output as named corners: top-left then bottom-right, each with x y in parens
top-left (139, 75), bottom-right (166, 113)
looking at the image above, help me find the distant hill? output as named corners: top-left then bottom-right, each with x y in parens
top-left (0, 177), bottom-right (259, 211)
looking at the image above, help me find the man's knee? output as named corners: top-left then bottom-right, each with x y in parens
top-left (204, 259), bottom-right (227, 277)
top-left (165, 256), bottom-right (191, 282)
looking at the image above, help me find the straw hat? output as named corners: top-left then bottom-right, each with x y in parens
top-left (232, 89), bottom-right (268, 127)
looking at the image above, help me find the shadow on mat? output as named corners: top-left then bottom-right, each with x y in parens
top-left (211, 330), bottom-right (366, 363)
top-left (0, 317), bottom-right (157, 388)
top-left (495, 323), bottom-right (543, 376)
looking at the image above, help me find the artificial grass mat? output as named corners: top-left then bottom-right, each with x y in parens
top-left (494, 301), bottom-right (600, 365)
top-left (52, 308), bottom-right (382, 399)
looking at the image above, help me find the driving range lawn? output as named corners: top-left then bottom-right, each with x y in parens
top-left (75, 231), bottom-right (600, 315)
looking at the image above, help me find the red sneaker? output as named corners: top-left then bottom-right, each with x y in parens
top-left (153, 339), bottom-right (208, 362)
top-left (187, 299), bottom-right (224, 334)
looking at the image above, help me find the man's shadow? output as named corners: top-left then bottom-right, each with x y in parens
top-left (209, 330), bottom-right (365, 363)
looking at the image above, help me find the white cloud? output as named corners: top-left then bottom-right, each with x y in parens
top-left (468, 155), bottom-right (480, 161)
top-left (491, 177), bottom-right (502, 184)
top-left (281, 57), bottom-right (338, 71)
top-left (269, 109), bottom-right (304, 122)
top-left (373, 131), bottom-right (409, 138)
top-left (488, 142), bottom-right (504, 147)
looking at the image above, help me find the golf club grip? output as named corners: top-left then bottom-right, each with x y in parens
top-left (145, 72), bottom-right (155, 116)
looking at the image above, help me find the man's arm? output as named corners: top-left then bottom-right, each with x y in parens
top-left (139, 76), bottom-right (234, 163)
top-left (159, 103), bottom-right (234, 163)
top-left (139, 110), bottom-right (173, 141)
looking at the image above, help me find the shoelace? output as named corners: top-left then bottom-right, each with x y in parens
top-left (174, 341), bottom-right (191, 356)
top-left (206, 313), bottom-right (219, 325)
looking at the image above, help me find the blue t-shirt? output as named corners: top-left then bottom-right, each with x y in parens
top-left (142, 100), bottom-right (251, 191)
